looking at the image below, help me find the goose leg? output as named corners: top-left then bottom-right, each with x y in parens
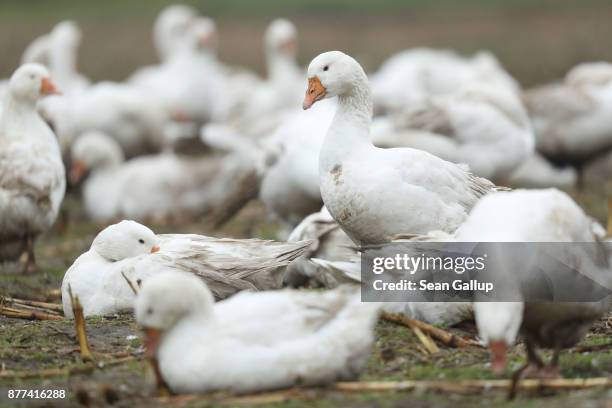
top-left (508, 339), bottom-right (544, 400)
top-left (18, 237), bottom-right (37, 275)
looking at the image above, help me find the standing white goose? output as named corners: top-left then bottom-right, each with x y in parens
top-left (0, 64), bottom-right (65, 273)
top-left (61, 220), bottom-right (312, 318)
top-left (303, 51), bottom-right (502, 244)
top-left (153, 4), bottom-right (198, 63)
top-left (135, 271), bottom-right (379, 394)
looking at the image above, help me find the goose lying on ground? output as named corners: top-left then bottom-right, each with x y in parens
top-left (69, 131), bottom-right (234, 221)
top-left (373, 83), bottom-right (534, 182)
top-left (370, 48), bottom-right (520, 115)
top-left (459, 189), bottom-right (611, 378)
top-left (135, 271), bottom-right (379, 394)
top-left (303, 51), bottom-right (505, 245)
top-left (61, 220), bottom-right (311, 318)
top-left (0, 64), bottom-right (65, 273)
top-left (525, 62), bottom-right (612, 166)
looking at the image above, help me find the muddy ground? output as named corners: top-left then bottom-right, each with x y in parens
top-left (0, 190), bottom-right (611, 408)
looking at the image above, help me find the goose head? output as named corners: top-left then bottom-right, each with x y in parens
top-left (91, 220), bottom-right (160, 262)
top-left (69, 131), bottom-right (125, 184)
top-left (189, 17), bottom-right (218, 54)
top-left (474, 302), bottom-right (523, 374)
top-left (7, 63), bottom-right (59, 104)
top-left (153, 4), bottom-right (197, 62)
top-left (265, 18), bottom-right (298, 59)
top-left (303, 51), bottom-right (368, 110)
top-left (135, 271), bottom-right (214, 356)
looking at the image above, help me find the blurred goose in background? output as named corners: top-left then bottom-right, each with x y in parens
top-left (42, 81), bottom-right (168, 158)
top-left (135, 271), bottom-right (379, 394)
top-left (508, 152), bottom-right (578, 189)
top-left (370, 48), bottom-right (520, 115)
top-left (259, 99), bottom-right (336, 231)
top-left (0, 64), bottom-right (65, 273)
top-left (373, 83), bottom-right (534, 182)
top-left (303, 51), bottom-right (504, 245)
top-left (69, 131), bottom-right (261, 222)
top-left (131, 16), bottom-right (224, 125)
top-left (525, 62), bottom-right (612, 168)
top-left (61, 220), bottom-right (312, 318)
top-left (204, 18), bottom-right (305, 138)
top-left (22, 21), bottom-right (90, 94)
top-left (431, 189), bottom-right (611, 378)
top-left (153, 4), bottom-right (198, 63)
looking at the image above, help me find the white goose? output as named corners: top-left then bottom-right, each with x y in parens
top-left (0, 64), bottom-right (65, 273)
top-left (61, 220), bottom-right (311, 318)
top-left (525, 62), bottom-right (612, 165)
top-left (135, 271), bottom-right (379, 394)
top-left (259, 99), bottom-right (336, 230)
top-left (205, 18), bottom-right (305, 138)
top-left (21, 21), bottom-right (90, 94)
top-left (131, 17), bottom-right (223, 124)
top-left (69, 131), bottom-right (259, 222)
top-left (370, 48), bottom-right (520, 115)
top-left (373, 83), bottom-right (534, 182)
top-left (459, 189), bottom-right (611, 377)
top-left (303, 51), bottom-right (502, 245)
top-left (153, 4), bottom-right (198, 63)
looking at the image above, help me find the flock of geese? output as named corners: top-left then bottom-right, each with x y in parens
top-left (1, 4), bottom-right (612, 395)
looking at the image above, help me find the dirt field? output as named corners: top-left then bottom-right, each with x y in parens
top-left (0, 191), bottom-right (611, 408)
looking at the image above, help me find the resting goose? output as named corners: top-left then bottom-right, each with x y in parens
top-left (135, 271), bottom-right (379, 394)
top-left (370, 48), bottom-right (520, 115)
top-left (525, 62), bottom-right (612, 166)
top-left (461, 189), bottom-right (611, 378)
top-left (61, 220), bottom-right (311, 318)
top-left (69, 131), bottom-right (259, 222)
top-left (373, 83), bottom-right (534, 182)
top-left (303, 51), bottom-right (503, 245)
top-left (0, 64), bottom-right (65, 273)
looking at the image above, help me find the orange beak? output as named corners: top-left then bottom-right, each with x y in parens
top-left (279, 38), bottom-right (297, 55)
top-left (303, 76), bottom-right (327, 110)
top-left (69, 160), bottom-right (88, 185)
top-left (150, 245), bottom-right (160, 254)
top-left (199, 32), bottom-right (217, 48)
top-left (142, 327), bottom-right (163, 358)
top-left (171, 109), bottom-right (190, 122)
top-left (40, 77), bottom-right (60, 96)
top-left (489, 340), bottom-right (508, 375)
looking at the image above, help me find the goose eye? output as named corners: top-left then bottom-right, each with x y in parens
top-left (323, 65), bottom-right (329, 72)
top-left (30, 74), bottom-right (35, 79)
top-left (146, 307), bottom-right (153, 315)
top-left (138, 239), bottom-right (145, 244)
